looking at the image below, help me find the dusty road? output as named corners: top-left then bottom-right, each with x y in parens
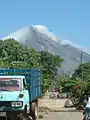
top-left (39, 112), bottom-right (82, 120)
top-left (38, 98), bottom-right (83, 120)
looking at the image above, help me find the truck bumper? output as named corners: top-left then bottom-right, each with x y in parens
top-left (0, 110), bottom-right (24, 119)
top-left (0, 108), bottom-right (24, 118)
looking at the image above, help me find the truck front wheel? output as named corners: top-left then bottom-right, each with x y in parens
top-left (30, 102), bottom-right (38, 120)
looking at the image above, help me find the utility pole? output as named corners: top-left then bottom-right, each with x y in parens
top-left (81, 50), bottom-right (83, 81)
top-left (54, 68), bottom-right (57, 100)
top-left (54, 74), bottom-right (56, 100)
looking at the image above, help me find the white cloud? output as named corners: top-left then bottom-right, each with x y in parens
top-left (61, 39), bottom-right (90, 54)
top-left (33, 25), bottom-right (57, 41)
top-left (61, 40), bottom-right (73, 45)
top-left (34, 25), bottom-right (48, 32)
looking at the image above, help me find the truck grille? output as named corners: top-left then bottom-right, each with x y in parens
top-left (0, 101), bottom-right (11, 107)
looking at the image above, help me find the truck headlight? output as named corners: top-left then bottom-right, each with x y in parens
top-left (11, 102), bottom-right (23, 107)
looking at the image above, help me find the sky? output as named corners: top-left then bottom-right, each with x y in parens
top-left (0, 0), bottom-right (90, 51)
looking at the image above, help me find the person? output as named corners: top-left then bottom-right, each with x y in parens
top-left (57, 92), bottom-right (60, 99)
top-left (82, 111), bottom-right (85, 120)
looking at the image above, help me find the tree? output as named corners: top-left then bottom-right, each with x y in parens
top-left (70, 62), bottom-right (90, 108)
top-left (55, 62), bottom-right (90, 108)
top-left (72, 62), bottom-right (90, 80)
top-left (0, 39), bottom-right (64, 95)
top-left (40, 51), bottom-right (63, 77)
top-left (0, 39), bottom-right (41, 68)
top-left (56, 76), bottom-right (77, 93)
top-left (39, 51), bottom-right (64, 93)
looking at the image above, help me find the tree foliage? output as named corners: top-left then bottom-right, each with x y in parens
top-left (70, 62), bottom-right (90, 108)
top-left (0, 39), bottom-right (41, 68)
top-left (39, 51), bottom-right (64, 93)
top-left (72, 62), bottom-right (90, 80)
top-left (0, 39), bottom-right (64, 94)
top-left (56, 76), bottom-right (77, 92)
top-left (56, 62), bottom-right (90, 108)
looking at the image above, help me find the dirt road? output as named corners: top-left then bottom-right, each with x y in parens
top-left (40, 111), bottom-right (82, 120)
top-left (38, 98), bottom-right (83, 120)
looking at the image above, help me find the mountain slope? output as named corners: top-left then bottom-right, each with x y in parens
top-left (2, 25), bottom-right (90, 74)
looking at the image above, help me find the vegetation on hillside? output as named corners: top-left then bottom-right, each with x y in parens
top-left (0, 39), bottom-right (64, 94)
top-left (71, 62), bottom-right (90, 108)
top-left (39, 51), bottom-right (63, 93)
top-left (57, 62), bottom-right (90, 108)
top-left (0, 39), bottom-right (41, 68)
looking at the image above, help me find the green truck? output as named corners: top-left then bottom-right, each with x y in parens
top-left (0, 68), bottom-right (42, 120)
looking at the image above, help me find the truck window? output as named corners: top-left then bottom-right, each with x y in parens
top-left (0, 78), bottom-right (22, 91)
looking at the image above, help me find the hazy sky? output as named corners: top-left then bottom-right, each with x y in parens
top-left (0, 0), bottom-right (90, 51)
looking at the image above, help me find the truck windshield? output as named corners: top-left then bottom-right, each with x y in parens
top-left (0, 78), bottom-right (22, 91)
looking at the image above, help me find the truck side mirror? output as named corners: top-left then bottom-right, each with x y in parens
top-left (25, 84), bottom-right (29, 90)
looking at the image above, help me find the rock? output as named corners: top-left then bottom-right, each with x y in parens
top-left (39, 115), bottom-right (44, 119)
top-left (64, 100), bottom-right (73, 107)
